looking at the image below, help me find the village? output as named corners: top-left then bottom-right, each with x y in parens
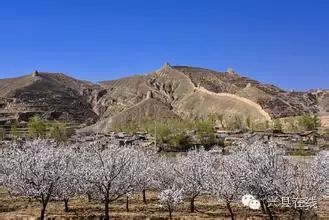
top-left (66, 124), bottom-right (329, 157)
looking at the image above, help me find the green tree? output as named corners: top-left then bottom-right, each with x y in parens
top-left (195, 119), bottom-right (216, 148)
top-left (285, 117), bottom-right (298, 133)
top-left (227, 114), bottom-right (246, 131)
top-left (48, 121), bottom-right (73, 143)
top-left (112, 120), bottom-right (139, 134)
top-left (28, 116), bottom-right (47, 138)
top-left (11, 121), bottom-right (20, 141)
top-left (0, 128), bottom-right (5, 141)
top-left (157, 124), bottom-right (172, 144)
top-left (251, 120), bottom-right (270, 131)
top-left (207, 113), bottom-right (217, 124)
top-left (217, 114), bottom-right (225, 129)
top-left (125, 121), bottom-right (139, 134)
top-left (298, 114), bottom-right (320, 131)
top-left (169, 132), bottom-right (191, 151)
top-left (265, 120), bottom-right (270, 130)
top-left (273, 119), bottom-right (283, 133)
top-left (245, 116), bottom-right (252, 130)
top-left (208, 113), bottom-right (225, 129)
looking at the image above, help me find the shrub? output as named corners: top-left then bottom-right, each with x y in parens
top-left (298, 114), bottom-right (320, 131)
top-left (273, 119), bottom-right (283, 133)
top-left (0, 128), bottom-right (5, 141)
top-left (10, 121), bottom-right (20, 141)
top-left (195, 119), bottom-right (216, 148)
top-left (28, 116), bottom-right (47, 138)
top-left (169, 133), bottom-right (191, 151)
top-left (284, 117), bottom-right (299, 133)
top-left (227, 114), bottom-right (246, 131)
top-left (48, 121), bottom-right (73, 143)
top-left (245, 116), bottom-right (252, 130)
top-left (157, 124), bottom-right (172, 144)
top-left (250, 120), bottom-right (269, 131)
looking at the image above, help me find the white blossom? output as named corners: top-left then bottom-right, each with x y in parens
top-left (1, 139), bottom-right (70, 220)
top-left (158, 186), bottom-right (183, 220)
top-left (207, 152), bottom-right (246, 219)
top-left (76, 141), bottom-right (142, 220)
top-left (175, 148), bottom-right (214, 212)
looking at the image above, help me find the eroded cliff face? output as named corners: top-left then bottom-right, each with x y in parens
top-left (0, 65), bottom-right (326, 134)
top-left (173, 66), bottom-right (319, 118)
top-left (314, 90), bottom-right (329, 113)
top-left (86, 64), bottom-right (277, 133)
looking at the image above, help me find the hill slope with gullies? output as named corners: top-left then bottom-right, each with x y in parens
top-left (0, 71), bottom-right (99, 128)
top-left (0, 64), bottom-right (327, 133)
top-left (174, 66), bottom-right (318, 118)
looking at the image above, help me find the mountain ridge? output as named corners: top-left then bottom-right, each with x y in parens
top-left (0, 64), bottom-right (328, 133)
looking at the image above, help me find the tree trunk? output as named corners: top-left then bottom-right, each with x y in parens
top-left (87, 193), bottom-right (92, 202)
top-left (168, 205), bottom-right (172, 220)
top-left (226, 201), bottom-right (235, 220)
top-left (40, 204), bottom-right (46, 220)
top-left (104, 198), bottom-right (110, 220)
top-left (298, 210), bottom-right (304, 220)
top-left (142, 189), bottom-right (147, 204)
top-left (40, 194), bottom-right (50, 220)
top-left (64, 199), bottom-right (69, 212)
top-left (190, 197), bottom-right (195, 213)
top-left (260, 200), bottom-right (266, 215)
top-left (264, 201), bottom-right (274, 220)
top-left (126, 196), bottom-right (129, 212)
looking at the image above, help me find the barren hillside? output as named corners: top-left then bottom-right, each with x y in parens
top-left (0, 72), bottom-right (98, 128)
top-left (0, 65), bottom-right (327, 134)
top-left (174, 66), bottom-right (318, 118)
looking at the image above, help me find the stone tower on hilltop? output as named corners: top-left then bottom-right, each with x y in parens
top-left (32, 70), bottom-right (39, 77)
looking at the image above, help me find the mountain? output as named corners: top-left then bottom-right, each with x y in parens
top-left (174, 66), bottom-right (319, 118)
top-left (312, 89), bottom-right (329, 128)
top-left (0, 71), bottom-right (99, 130)
top-left (0, 64), bottom-right (327, 133)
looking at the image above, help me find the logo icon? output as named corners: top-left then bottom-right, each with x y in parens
top-left (241, 194), bottom-right (261, 210)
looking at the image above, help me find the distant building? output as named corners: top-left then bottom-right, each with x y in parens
top-left (32, 70), bottom-right (39, 77)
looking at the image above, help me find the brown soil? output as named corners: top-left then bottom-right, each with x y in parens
top-left (0, 190), bottom-right (328, 220)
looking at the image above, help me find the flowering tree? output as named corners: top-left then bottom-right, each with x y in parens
top-left (53, 147), bottom-right (80, 212)
top-left (0, 136), bottom-right (327, 220)
top-left (77, 142), bottom-right (141, 220)
top-left (151, 155), bottom-right (183, 219)
top-left (123, 149), bottom-right (153, 211)
top-left (152, 155), bottom-right (178, 191)
top-left (313, 150), bottom-right (329, 197)
top-left (207, 154), bottom-right (246, 220)
top-left (176, 149), bottom-right (213, 212)
top-left (283, 151), bottom-right (328, 220)
top-left (132, 150), bottom-right (155, 204)
top-left (1, 140), bottom-right (71, 220)
top-left (234, 140), bottom-right (292, 220)
top-left (158, 187), bottom-right (183, 220)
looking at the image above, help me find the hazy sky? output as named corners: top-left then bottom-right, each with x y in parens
top-left (0, 0), bottom-right (328, 90)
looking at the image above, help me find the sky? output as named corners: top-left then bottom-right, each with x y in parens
top-left (0, 0), bottom-right (328, 90)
